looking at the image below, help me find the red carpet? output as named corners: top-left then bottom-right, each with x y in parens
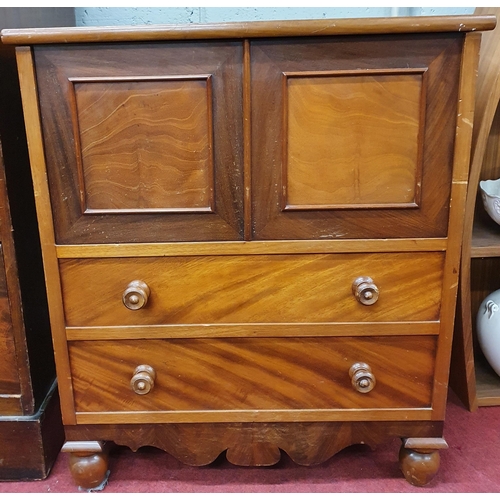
top-left (1, 390), bottom-right (499, 493)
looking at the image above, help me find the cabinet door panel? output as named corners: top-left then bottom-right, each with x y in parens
top-left (34, 42), bottom-right (244, 244)
top-left (251, 34), bottom-right (462, 239)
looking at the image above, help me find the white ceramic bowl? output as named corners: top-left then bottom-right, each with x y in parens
top-left (480, 179), bottom-right (500, 225)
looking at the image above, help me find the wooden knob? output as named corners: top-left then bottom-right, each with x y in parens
top-left (349, 362), bottom-right (376, 393)
top-left (130, 365), bottom-right (156, 395)
top-left (352, 276), bottom-right (379, 306)
top-left (122, 280), bottom-right (150, 310)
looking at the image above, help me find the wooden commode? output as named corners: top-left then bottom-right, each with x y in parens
top-left (1, 15), bottom-right (495, 489)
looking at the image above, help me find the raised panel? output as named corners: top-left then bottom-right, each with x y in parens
top-left (251, 34), bottom-right (462, 240)
top-left (284, 70), bottom-right (424, 209)
top-left (69, 337), bottom-right (436, 413)
top-left (72, 76), bottom-right (214, 214)
top-left (34, 41), bottom-right (244, 243)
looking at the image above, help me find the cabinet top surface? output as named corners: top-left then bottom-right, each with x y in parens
top-left (1, 15), bottom-right (496, 45)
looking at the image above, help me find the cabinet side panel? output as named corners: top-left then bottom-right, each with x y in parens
top-left (16, 46), bottom-right (77, 424)
top-left (0, 245), bottom-right (22, 406)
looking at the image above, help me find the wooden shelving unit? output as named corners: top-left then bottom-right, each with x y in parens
top-left (451, 7), bottom-right (500, 411)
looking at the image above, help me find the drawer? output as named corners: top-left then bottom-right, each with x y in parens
top-left (68, 336), bottom-right (436, 413)
top-left (59, 253), bottom-right (444, 326)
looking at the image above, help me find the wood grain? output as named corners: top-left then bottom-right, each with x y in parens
top-left (15, 46), bottom-right (77, 424)
top-left (8, 17), bottom-right (488, 482)
top-left (68, 336), bottom-right (436, 415)
top-left (284, 71), bottom-right (424, 209)
top-left (65, 321), bottom-right (440, 341)
top-left (64, 420), bottom-right (444, 467)
top-left (55, 238), bottom-right (448, 259)
top-left (431, 32), bottom-right (481, 418)
top-left (251, 34), bottom-right (461, 240)
top-left (243, 39), bottom-right (252, 241)
top-left (72, 76), bottom-right (214, 213)
top-left (33, 41), bottom-right (244, 243)
top-left (1, 15), bottom-right (495, 45)
top-left (59, 253), bottom-right (444, 326)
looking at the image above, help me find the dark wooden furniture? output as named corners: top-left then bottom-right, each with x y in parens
top-left (0, 7), bottom-right (75, 480)
top-left (2, 15), bottom-right (495, 489)
top-left (451, 7), bottom-right (500, 410)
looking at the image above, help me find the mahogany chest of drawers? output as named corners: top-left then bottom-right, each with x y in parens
top-left (2, 14), bottom-right (495, 489)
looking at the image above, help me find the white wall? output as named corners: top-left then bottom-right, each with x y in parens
top-left (74, 7), bottom-right (474, 27)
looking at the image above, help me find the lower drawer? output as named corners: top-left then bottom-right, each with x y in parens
top-left (69, 336), bottom-right (436, 414)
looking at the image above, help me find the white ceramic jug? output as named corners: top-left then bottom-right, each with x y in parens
top-left (477, 289), bottom-right (500, 377)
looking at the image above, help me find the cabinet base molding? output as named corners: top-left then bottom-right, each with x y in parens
top-left (0, 382), bottom-right (64, 481)
top-left (63, 421), bottom-right (445, 488)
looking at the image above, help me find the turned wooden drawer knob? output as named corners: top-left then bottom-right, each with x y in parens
top-left (122, 280), bottom-right (150, 310)
top-left (130, 365), bottom-right (156, 395)
top-left (349, 362), bottom-right (376, 393)
top-left (352, 276), bottom-right (379, 306)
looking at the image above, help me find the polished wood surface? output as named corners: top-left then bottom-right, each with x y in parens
top-left (450, 7), bottom-right (500, 411)
top-left (68, 337), bottom-right (436, 415)
top-left (65, 322), bottom-right (441, 342)
top-left (63, 420), bottom-right (444, 468)
top-left (1, 15), bottom-right (495, 44)
top-left (55, 238), bottom-right (448, 258)
top-left (59, 253), bottom-right (444, 326)
top-left (430, 31), bottom-right (481, 417)
top-left (251, 34), bottom-right (460, 240)
top-left (285, 71), bottom-right (423, 209)
top-left (16, 46), bottom-right (77, 425)
top-left (33, 42), bottom-right (243, 243)
top-left (10, 17), bottom-right (490, 487)
top-left (64, 441), bottom-right (110, 491)
top-left (399, 446), bottom-right (441, 487)
top-left (73, 77), bottom-right (214, 213)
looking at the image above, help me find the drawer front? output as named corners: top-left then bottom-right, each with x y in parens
top-left (251, 34), bottom-right (462, 240)
top-left (69, 336), bottom-right (436, 413)
top-left (34, 42), bottom-right (244, 244)
top-left (60, 253), bottom-right (444, 327)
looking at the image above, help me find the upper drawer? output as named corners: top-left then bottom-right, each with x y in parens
top-left (251, 34), bottom-right (462, 239)
top-left (33, 42), bottom-right (244, 244)
top-left (59, 252), bottom-right (444, 327)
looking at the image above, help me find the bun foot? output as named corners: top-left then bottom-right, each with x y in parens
top-left (62, 441), bottom-right (110, 491)
top-left (399, 437), bottom-right (448, 486)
